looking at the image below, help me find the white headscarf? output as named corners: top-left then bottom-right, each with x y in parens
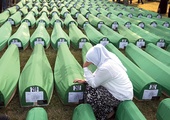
top-left (86, 44), bottom-right (127, 71)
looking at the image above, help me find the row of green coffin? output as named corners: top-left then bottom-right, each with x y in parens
top-left (1, 40), bottom-right (170, 107)
top-left (25, 98), bottom-right (170, 120)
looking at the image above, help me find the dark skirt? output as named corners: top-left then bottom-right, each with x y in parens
top-left (157, 0), bottom-right (168, 14)
top-left (84, 85), bottom-right (122, 120)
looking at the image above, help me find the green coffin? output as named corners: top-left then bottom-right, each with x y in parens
top-left (98, 14), bottom-right (118, 30)
top-left (8, 11), bottom-right (21, 26)
top-left (143, 24), bottom-right (169, 46)
top-left (22, 11), bottom-right (36, 27)
top-left (88, 14), bottom-right (104, 29)
top-left (50, 14), bottom-right (63, 27)
top-left (71, 7), bottom-right (80, 19)
top-left (26, 107), bottom-right (48, 120)
top-left (84, 24), bottom-right (109, 46)
top-left (19, 44), bottom-right (53, 107)
top-left (30, 22), bottom-right (50, 49)
top-left (36, 12), bottom-right (50, 28)
top-left (0, 11), bottom-right (10, 25)
top-left (31, 7), bottom-right (39, 17)
top-left (100, 25), bottom-right (128, 49)
top-left (99, 8), bottom-right (112, 17)
top-left (77, 14), bottom-right (89, 28)
top-left (145, 43), bottom-right (170, 66)
top-left (26, 2), bottom-right (33, 11)
top-left (69, 23), bottom-right (89, 49)
top-left (118, 25), bottom-right (145, 48)
top-left (8, 22), bottom-right (30, 50)
top-left (50, 7), bottom-right (60, 18)
top-left (115, 100), bottom-right (147, 120)
top-left (156, 98), bottom-right (170, 120)
top-left (108, 8), bottom-right (123, 17)
top-left (16, 1), bottom-right (23, 10)
top-left (125, 43), bottom-right (170, 96)
top-left (89, 8), bottom-right (101, 17)
top-left (79, 7), bottom-right (90, 18)
top-left (54, 44), bottom-right (85, 105)
top-left (82, 42), bottom-right (97, 72)
top-left (51, 22), bottom-right (70, 50)
top-left (19, 6), bottom-right (28, 17)
top-left (106, 43), bottom-right (161, 100)
top-left (72, 104), bottom-right (96, 120)
top-left (64, 14), bottom-right (78, 28)
top-left (129, 24), bottom-right (164, 46)
top-left (60, 7), bottom-right (70, 18)
top-left (0, 22), bottom-right (12, 51)
top-left (7, 6), bottom-right (17, 15)
top-left (0, 44), bottom-right (20, 107)
top-left (40, 7), bottom-right (50, 17)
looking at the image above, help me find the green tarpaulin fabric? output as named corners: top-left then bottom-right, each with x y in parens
top-left (26, 107), bottom-right (48, 120)
top-left (50, 14), bottom-right (63, 27)
top-left (0, 11), bottom-right (10, 25)
top-left (36, 12), bottom-right (50, 28)
top-left (22, 11), bottom-right (36, 27)
top-left (84, 24), bottom-right (109, 45)
top-left (0, 22), bottom-right (12, 51)
top-left (82, 42), bottom-right (96, 72)
top-left (106, 43), bottom-right (161, 100)
top-left (100, 25), bottom-right (128, 49)
top-left (19, 44), bottom-right (53, 107)
top-left (26, 3), bottom-right (33, 11)
top-left (30, 22), bottom-right (50, 49)
top-left (125, 43), bottom-right (170, 96)
top-left (77, 14), bottom-right (89, 28)
top-left (8, 22), bottom-right (30, 50)
top-left (64, 14), bottom-right (78, 28)
top-left (16, 1), bottom-right (23, 10)
top-left (115, 100), bottom-right (147, 120)
top-left (72, 104), bottom-right (96, 120)
top-left (156, 98), bottom-right (170, 120)
top-left (118, 25), bottom-right (145, 48)
top-left (88, 14), bottom-right (104, 29)
top-left (54, 44), bottom-right (85, 105)
top-left (0, 44), bottom-right (20, 107)
top-left (8, 11), bottom-right (21, 26)
top-left (166, 44), bottom-right (170, 52)
top-left (69, 23), bottom-right (89, 49)
top-left (145, 43), bottom-right (170, 66)
top-left (51, 22), bottom-right (70, 50)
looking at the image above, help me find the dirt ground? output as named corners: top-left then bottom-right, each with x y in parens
top-left (0, 0), bottom-right (170, 120)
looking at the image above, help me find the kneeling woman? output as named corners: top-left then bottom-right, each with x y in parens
top-left (74, 44), bottom-right (133, 120)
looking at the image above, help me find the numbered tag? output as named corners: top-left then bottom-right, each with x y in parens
top-left (68, 92), bottom-right (83, 103)
top-left (163, 22), bottom-right (169, 28)
top-left (147, 14), bottom-right (152, 18)
top-left (55, 20), bottom-right (61, 25)
top-left (142, 89), bottom-right (158, 100)
top-left (30, 86), bottom-right (39, 92)
top-left (58, 38), bottom-right (67, 47)
top-left (107, 13), bottom-right (111, 18)
top-left (157, 39), bottom-right (165, 48)
top-left (52, 12), bottom-right (57, 16)
top-left (39, 20), bottom-right (45, 26)
top-left (98, 22), bottom-right (103, 29)
top-left (100, 38), bottom-right (109, 46)
top-left (138, 23), bottom-right (145, 29)
top-left (16, 5), bottom-right (19, 10)
top-left (128, 14), bottom-right (133, 18)
top-left (137, 14), bottom-right (143, 18)
top-left (136, 39), bottom-right (145, 48)
top-left (11, 40), bottom-right (22, 47)
top-left (119, 39), bottom-right (128, 49)
top-left (79, 38), bottom-right (86, 48)
top-left (34, 38), bottom-right (45, 46)
top-left (24, 19), bottom-right (31, 26)
top-left (86, 13), bottom-right (89, 18)
top-left (149, 84), bottom-right (157, 90)
top-left (151, 22), bottom-right (157, 27)
top-left (157, 14), bottom-right (162, 19)
top-left (118, 13), bottom-right (123, 17)
top-left (8, 18), bottom-right (14, 25)
top-left (112, 22), bottom-right (118, 30)
top-left (125, 22), bottom-right (131, 29)
top-left (73, 85), bottom-right (82, 91)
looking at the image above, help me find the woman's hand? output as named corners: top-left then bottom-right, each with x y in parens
top-left (73, 79), bottom-right (86, 84)
top-left (83, 61), bottom-right (92, 68)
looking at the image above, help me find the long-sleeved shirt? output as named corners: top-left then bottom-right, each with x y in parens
top-left (84, 59), bottom-right (133, 101)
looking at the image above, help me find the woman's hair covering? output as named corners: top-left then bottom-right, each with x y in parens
top-left (86, 44), bottom-right (127, 71)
